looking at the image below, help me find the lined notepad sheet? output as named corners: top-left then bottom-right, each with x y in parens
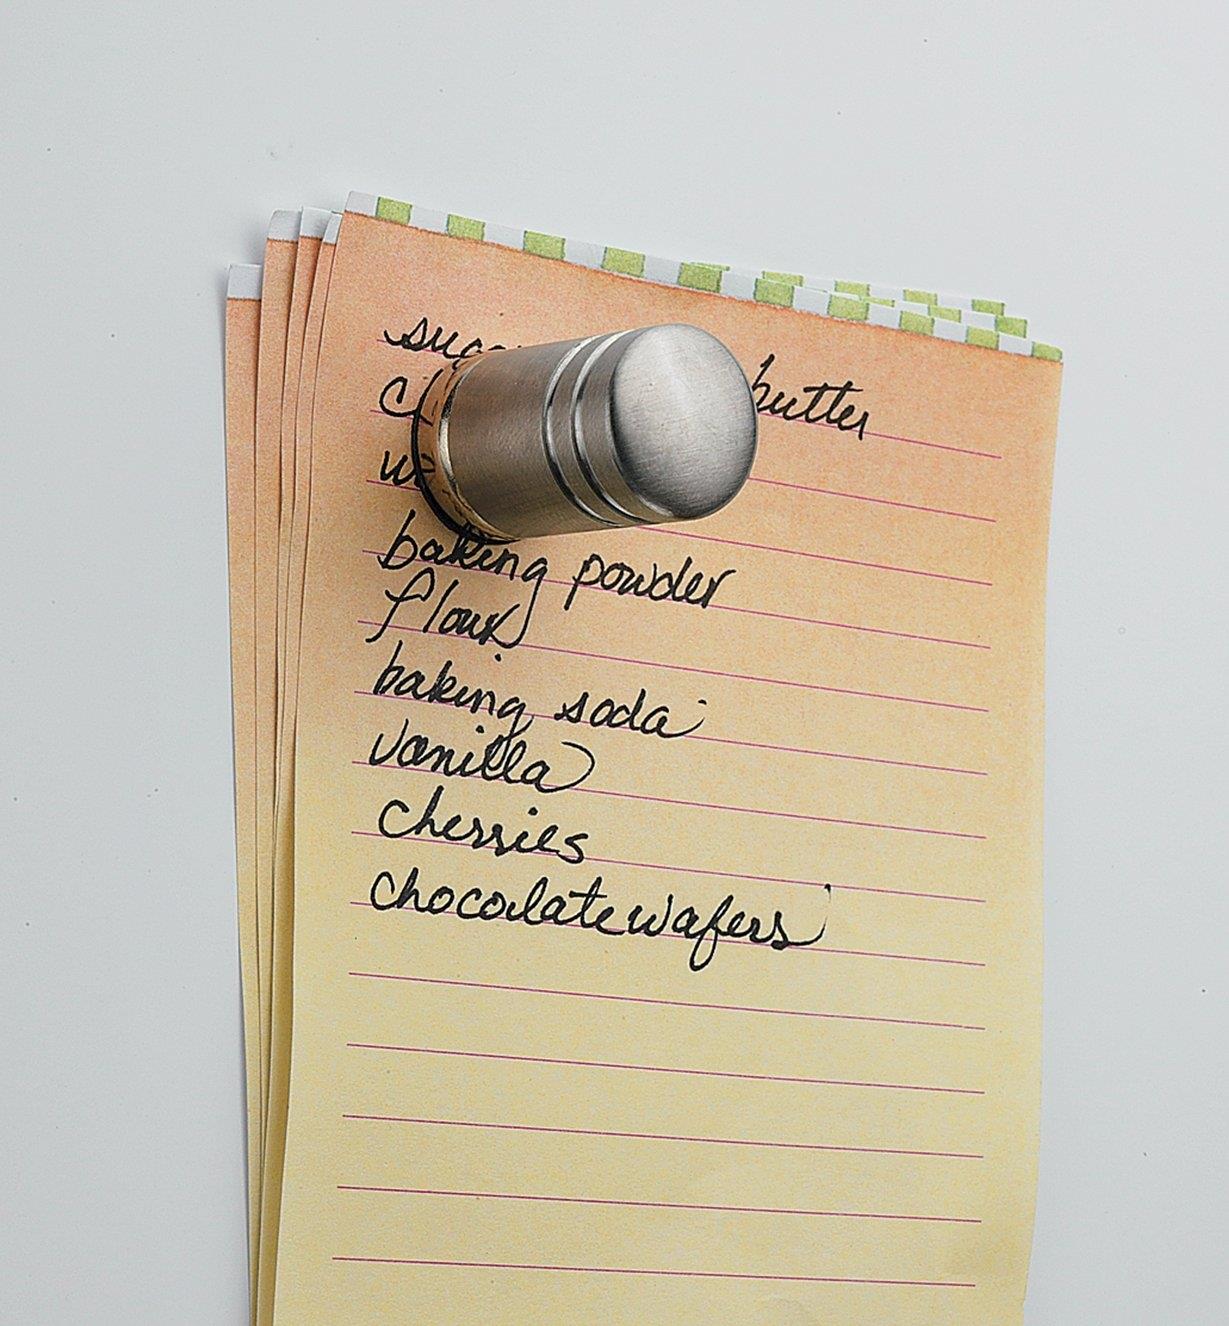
top-left (224, 195), bottom-right (1060, 1325)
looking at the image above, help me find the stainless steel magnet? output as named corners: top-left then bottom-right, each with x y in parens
top-left (411, 324), bottom-right (757, 541)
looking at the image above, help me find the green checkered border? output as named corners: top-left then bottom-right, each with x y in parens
top-left (352, 194), bottom-right (1059, 361)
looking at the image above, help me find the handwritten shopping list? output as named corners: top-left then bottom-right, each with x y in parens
top-left (265, 207), bottom-right (1059, 1325)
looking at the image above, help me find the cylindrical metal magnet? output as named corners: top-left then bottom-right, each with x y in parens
top-left (412, 324), bottom-right (757, 542)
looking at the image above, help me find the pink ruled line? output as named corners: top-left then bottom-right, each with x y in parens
top-left (359, 545), bottom-right (991, 651)
top-left (684, 730), bottom-right (986, 777)
top-left (367, 398), bottom-right (1001, 464)
top-left (341, 1112), bottom-right (985, 1160)
top-left (346, 1042), bottom-right (985, 1096)
top-left (642, 524), bottom-right (993, 587)
top-left (510, 638), bottom-right (989, 712)
top-left (747, 474), bottom-right (996, 523)
top-left (346, 893), bottom-right (987, 969)
top-left (353, 759), bottom-right (986, 841)
top-left (694, 598), bottom-right (990, 651)
top-left (576, 848), bottom-right (987, 906)
top-left (851, 422), bottom-right (1001, 460)
top-left (356, 621), bottom-right (991, 714)
top-left (370, 472), bottom-right (997, 524)
top-left (365, 475), bottom-right (416, 489)
top-left (332, 1255), bottom-right (975, 1289)
top-left (336, 1183), bottom-right (980, 1224)
top-left (570, 781), bottom-right (983, 840)
top-left (347, 970), bottom-right (986, 1032)
top-left (357, 686), bottom-right (988, 777)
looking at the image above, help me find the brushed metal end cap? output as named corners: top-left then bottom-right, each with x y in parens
top-left (575, 324), bottom-right (758, 524)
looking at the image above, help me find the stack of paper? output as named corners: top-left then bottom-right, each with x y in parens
top-left (224, 193), bottom-right (1061, 1324)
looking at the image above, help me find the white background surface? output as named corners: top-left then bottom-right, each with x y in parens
top-left (2, 3), bottom-right (1226, 1322)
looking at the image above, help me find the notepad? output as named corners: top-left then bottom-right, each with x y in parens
top-left (223, 194), bottom-right (1061, 1325)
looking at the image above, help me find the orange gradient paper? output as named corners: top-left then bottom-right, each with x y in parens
top-left (238, 204), bottom-right (1060, 1324)
top-left (223, 265), bottom-right (260, 1309)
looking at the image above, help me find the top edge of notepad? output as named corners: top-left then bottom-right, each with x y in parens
top-left (268, 209), bottom-right (301, 241)
top-left (345, 192), bottom-right (1060, 360)
top-left (300, 207), bottom-right (333, 239)
top-left (227, 263), bottom-right (262, 300)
